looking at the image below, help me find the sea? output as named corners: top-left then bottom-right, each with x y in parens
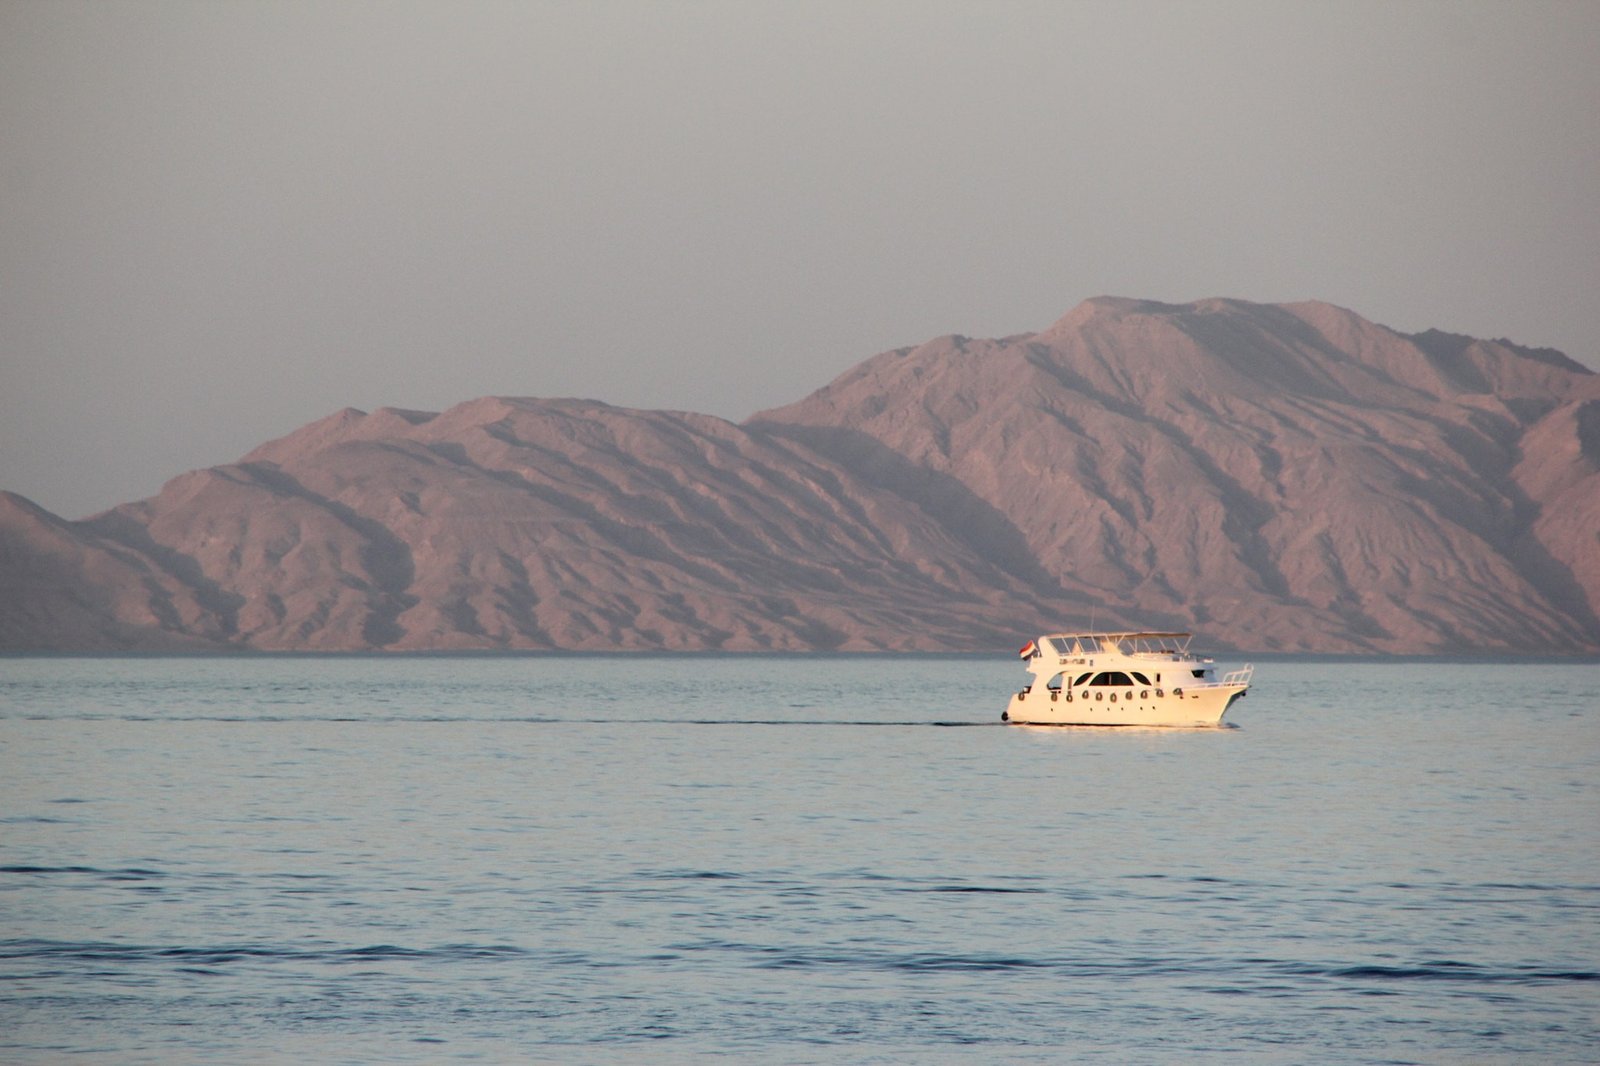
top-left (1, 654), bottom-right (1596, 1064)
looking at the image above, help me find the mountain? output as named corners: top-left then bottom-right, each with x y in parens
top-left (753, 298), bottom-right (1600, 653)
top-left (4, 298), bottom-right (1598, 654)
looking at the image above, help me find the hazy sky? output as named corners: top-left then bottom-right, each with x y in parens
top-left (4, 1), bottom-right (1598, 518)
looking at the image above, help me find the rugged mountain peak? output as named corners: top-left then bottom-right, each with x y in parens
top-left (1047, 294), bottom-right (1190, 325)
top-left (753, 299), bottom-right (1600, 653)
top-left (0, 489), bottom-right (62, 528)
top-left (242, 406), bottom-right (370, 465)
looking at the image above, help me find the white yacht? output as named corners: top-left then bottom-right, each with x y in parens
top-left (1002, 632), bottom-right (1252, 727)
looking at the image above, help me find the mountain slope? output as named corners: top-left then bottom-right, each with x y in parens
top-left (0, 491), bottom-right (224, 650)
top-left (3, 298), bottom-right (1596, 653)
top-left (25, 399), bottom-right (1086, 651)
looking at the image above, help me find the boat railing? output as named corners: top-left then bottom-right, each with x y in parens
top-left (1184, 664), bottom-right (1254, 690)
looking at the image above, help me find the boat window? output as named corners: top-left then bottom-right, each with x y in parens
top-left (1046, 673), bottom-right (1064, 691)
top-left (1073, 672), bottom-right (1093, 687)
top-left (1131, 671), bottom-right (1151, 686)
top-left (1090, 671), bottom-right (1134, 686)
top-left (1192, 669), bottom-right (1207, 679)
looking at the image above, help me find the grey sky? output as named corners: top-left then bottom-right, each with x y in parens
top-left (4, 1), bottom-right (1598, 519)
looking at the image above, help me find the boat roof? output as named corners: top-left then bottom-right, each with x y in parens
top-left (1037, 631), bottom-right (1192, 642)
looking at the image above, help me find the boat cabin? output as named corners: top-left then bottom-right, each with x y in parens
top-left (1023, 631), bottom-right (1220, 691)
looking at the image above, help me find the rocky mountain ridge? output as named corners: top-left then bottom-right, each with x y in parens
top-left (4, 297), bottom-right (1597, 654)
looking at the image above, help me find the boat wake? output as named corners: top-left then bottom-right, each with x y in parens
top-left (12, 713), bottom-right (1003, 727)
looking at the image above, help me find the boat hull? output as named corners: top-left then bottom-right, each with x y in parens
top-left (1004, 683), bottom-right (1245, 727)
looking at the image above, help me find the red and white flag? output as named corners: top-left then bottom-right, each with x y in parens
top-left (1019, 640), bottom-right (1037, 659)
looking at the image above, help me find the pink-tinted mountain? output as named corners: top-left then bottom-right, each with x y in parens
top-left (4, 297), bottom-right (1598, 653)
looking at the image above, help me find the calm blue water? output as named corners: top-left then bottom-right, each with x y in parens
top-left (1, 655), bottom-right (1596, 1063)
